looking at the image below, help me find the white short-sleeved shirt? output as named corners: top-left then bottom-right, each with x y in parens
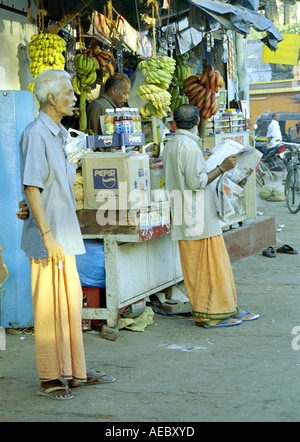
top-left (267, 119), bottom-right (282, 146)
top-left (19, 111), bottom-right (85, 258)
top-left (162, 129), bottom-right (222, 241)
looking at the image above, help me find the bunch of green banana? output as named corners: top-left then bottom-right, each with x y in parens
top-left (72, 53), bottom-right (98, 95)
top-left (141, 56), bottom-right (176, 74)
top-left (138, 56), bottom-right (176, 88)
top-left (173, 54), bottom-right (190, 88)
top-left (169, 54), bottom-right (190, 110)
top-left (72, 53), bottom-right (99, 132)
top-left (28, 32), bottom-right (66, 78)
top-left (169, 83), bottom-right (189, 110)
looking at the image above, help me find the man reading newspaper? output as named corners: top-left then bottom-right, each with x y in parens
top-left (206, 140), bottom-right (262, 220)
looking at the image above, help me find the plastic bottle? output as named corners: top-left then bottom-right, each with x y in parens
top-left (127, 108), bottom-right (133, 133)
top-left (114, 108), bottom-right (122, 134)
top-left (103, 108), bottom-right (109, 134)
top-left (132, 108), bottom-right (142, 133)
top-left (236, 109), bottom-right (244, 132)
top-left (119, 107), bottom-right (126, 134)
top-left (104, 109), bottom-right (115, 134)
top-left (121, 107), bottom-right (133, 134)
top-left (221, 112), bottom-right (230, 133)
top-left (230, 109), bottom-right (238, 133)
top-left (150, 161), bottom-right (165, 189)
top-left (213, 114), bottom-right (221, 134)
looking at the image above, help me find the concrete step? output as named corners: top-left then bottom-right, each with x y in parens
top-left (223, 216), bottom-right (276, 262)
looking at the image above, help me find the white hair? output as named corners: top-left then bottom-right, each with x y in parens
top-left (33, 69), bottom-right (71, 105)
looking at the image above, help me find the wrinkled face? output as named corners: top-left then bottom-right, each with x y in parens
top-left (112, 81), bottom-right (131, 108)
top-left (53, 78), bottom-right (77, 117)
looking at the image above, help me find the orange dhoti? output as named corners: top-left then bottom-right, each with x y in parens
top-left (30, 255), bottom-right (87, 383)
top-left (178, 234), bottom-right (238, 325)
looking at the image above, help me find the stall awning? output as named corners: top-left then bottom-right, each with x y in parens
top-left (187, 0), bottom-right (283, 51)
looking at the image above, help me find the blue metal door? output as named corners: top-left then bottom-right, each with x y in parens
top-left (0, 90), bottom-right (37, 328)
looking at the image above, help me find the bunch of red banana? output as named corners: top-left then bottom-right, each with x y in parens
top-left (85, 39), bottom-right (115, 76)
top-left (183, 65), bottom-right (224, 120)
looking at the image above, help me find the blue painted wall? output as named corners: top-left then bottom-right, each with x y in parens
top-left (0, 91), bottom-right (37, 328)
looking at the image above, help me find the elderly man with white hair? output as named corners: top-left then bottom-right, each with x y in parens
top-left (19, 69), bottom-right (114, 400)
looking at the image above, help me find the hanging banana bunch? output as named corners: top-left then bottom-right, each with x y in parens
top-left (169, 54), bottom-right (190, 110)
top-left (85, 39), bottom-right (115, 77)
top-left (137, 56), bottom-right (175, 119)
top-left (27, 32), bottom-right (66, 92)
top-left (72, 53), bottom-right (99, 132)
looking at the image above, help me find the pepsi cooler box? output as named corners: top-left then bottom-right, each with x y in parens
top-left (82, 152), bottom-right (150, 211)
top-left (86, 133), bottom-right (145, 149)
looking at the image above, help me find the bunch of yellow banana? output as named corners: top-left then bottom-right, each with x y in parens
top-left (137, 83), bottom-right (171, 119)
top-left (138, 56), bottom-right (175, 119)
top-left (28, 32), bottom-right (66, 78)
top-left (140, 102), bottom-right (171, 120)
top-left (72, 53), bottom-right (98, 95)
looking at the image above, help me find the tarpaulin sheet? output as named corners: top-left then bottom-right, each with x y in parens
top-left (187, 0), bottom-right (283, 51)
top-left (231, 0), bottom-right (259, 12)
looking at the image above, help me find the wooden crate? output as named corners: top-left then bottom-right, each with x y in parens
top-left (77, 209), bottom-right (140, 236)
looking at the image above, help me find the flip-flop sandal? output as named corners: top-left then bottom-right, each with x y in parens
top-left (86, 373), bottom-right (116, 385)
top-left (262, 246), bottom-right (277, 258)
top-left (276, 244), bottom-right (298, 255)
top-left (202, 318), bottom-right (242, 329)
top-left (69, 369), bottom-right (116, 388)
top-left (36, 386), bottom-right (75, 400)
top-left (234, 310), bottom-right (260, 321)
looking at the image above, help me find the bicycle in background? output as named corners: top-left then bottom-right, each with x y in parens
top-left (280, 142), bottom-right (300, 214)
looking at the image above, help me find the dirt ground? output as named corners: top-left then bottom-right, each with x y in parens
top-left (1, 188), bottom-right (300, 423)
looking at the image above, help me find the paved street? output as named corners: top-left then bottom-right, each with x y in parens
top-left (1, 189), bottom-right (300, 423)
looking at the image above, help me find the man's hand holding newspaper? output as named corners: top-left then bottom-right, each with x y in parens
top-left (206, 140), bottom-right (263, 220)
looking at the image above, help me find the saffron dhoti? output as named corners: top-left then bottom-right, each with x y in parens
top-left (30, 255), bottom-right (87, 383)
top-left (178, 234), bottom-right (238, 325)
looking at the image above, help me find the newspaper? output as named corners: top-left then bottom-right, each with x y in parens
top-left (205, 140), bottom-right (262, 221)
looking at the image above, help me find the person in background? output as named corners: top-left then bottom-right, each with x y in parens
top-left (18, 69), bottom-right (114, 400)
top-left (87, 72), bottom-right (131, 134)
top-left (296, 121), bottom-right (300, 138)
top-left (267, 113), bottom-right (282, 147)
top-left (162, 104), bottom-right (260, 328)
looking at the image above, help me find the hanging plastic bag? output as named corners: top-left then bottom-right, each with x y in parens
top-left (66, 128), bottom-right (88, 154)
